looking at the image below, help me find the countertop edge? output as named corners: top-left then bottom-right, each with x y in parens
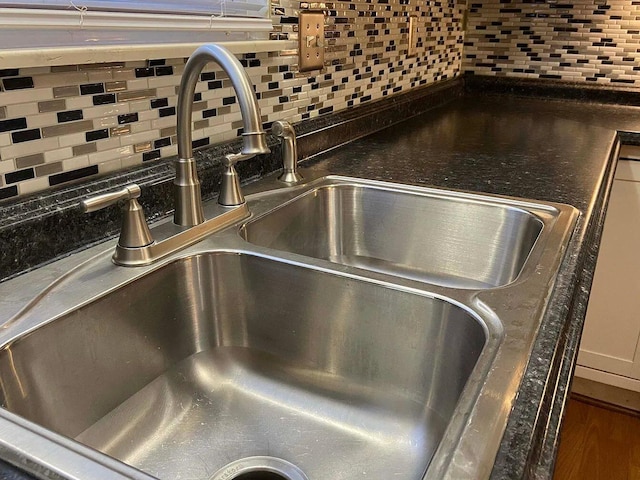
top-left (531, 136), bottom-right (623, 478)
top-left (490, 133), bottom-right (622, 479)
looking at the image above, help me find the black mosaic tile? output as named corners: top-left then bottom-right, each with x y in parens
top-left (192, 138), bottom-right (210, 149)
top-left (151, 98), bottom-right (169, 109)
top-left (93, 94), bottom-right (116, 106)
top-left (118, 113), bottom-right (139, 124)
top-left (159, 107), bottom-right (176, 118)
top-left (200, 72), bottom-right (216, 81)
top-left (49, 165), bottom-right (99, 186)
top-left (135, 68), bottom-right (155, 78)
top-left (154, 137), bottom-right (171, 149)
top-left (5, 168), bottom-right (35, 184)
top-left (203, 109), bottom-right (217, 119)
top-left (194, 93), bottom-right (202, 102)
top-left (0, 117), bottom-right (27, 133)
top-left (143, 149), bottom-right (161, 161)
top-left (0, 69), bottom-right (19, 78)
top-left (148, 59), bottom-right (166, 67)
top-left (80, 83), bottom-right (105, 95)
top-left (208, 80), bottom-right (223, 90)
top-left (57, 110), bottom-right (83, 123)
top-left (155, 66), bottom-right (174, 76)
top-left (11, 129), bottom-right (41, 143)
top-left (86, 129), bottom-right (109, 142)
top-left (0, 185), bottom-right (18, 200)
top-left (3, 77), bottom-right (34, 90)
top-left (222, 96), bottom-right (236, 106)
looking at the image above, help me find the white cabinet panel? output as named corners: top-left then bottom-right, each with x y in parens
top-left (577, 159), bottom-right (640, 386)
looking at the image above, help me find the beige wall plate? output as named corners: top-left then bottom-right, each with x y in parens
top-left (299, 11), bottom-right (325, 72)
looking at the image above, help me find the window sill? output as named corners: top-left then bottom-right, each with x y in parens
top-left (0, 40), bottom-right (297, 69)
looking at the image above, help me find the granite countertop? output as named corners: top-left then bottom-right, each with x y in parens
top-left (300, 94), bottom-right (640, 479)
top-left (2, 88), bottom-right (640, 479)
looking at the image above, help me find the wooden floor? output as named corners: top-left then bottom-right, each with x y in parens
top-left (554, 396), bottom-right (640, 480)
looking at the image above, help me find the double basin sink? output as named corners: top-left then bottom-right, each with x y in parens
top-left (0, 175), bottom-right (578, 480)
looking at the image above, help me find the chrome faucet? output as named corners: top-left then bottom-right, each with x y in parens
top-left (80, 44), bottom-right (268, 267)
top-left (175, 44), bottom-right (270, 226)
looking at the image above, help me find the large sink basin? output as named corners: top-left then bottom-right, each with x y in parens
top-left (0, 175), bottom-right (579, 480)
top-left (0, 252), bottom-right (486, 480)
top-left (241, 180), bottom-right (546, 289)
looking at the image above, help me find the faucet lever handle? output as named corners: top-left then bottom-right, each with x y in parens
top-left (82, 184), bottom-right (142, 213)
top-left (82, 184), bottom-right (154, 249)
top-left (218, 153), bottom-right (251, 207)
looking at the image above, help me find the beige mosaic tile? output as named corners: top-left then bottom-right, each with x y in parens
top-left (0, 0), bottom-right (466, 198)
top-left (15, 153), bottom-right (45, 169)
top-left (41, 120), bottom-right (94, 138)
top-left (464, 0), bottom-right (640, 85)
top-left (117, 88), bottom-right (157, 102)
top-left (35, 162), bottom-right (63, 177)
top-left (53, 85), bottom-right (80, 98)
top-left (72, 143), bottom-right (98, 156)
top-left (38, 100), bottom-right (66, 113)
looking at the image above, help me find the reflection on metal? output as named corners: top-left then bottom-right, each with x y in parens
top-left (0, 175), bottom-right (578, 480)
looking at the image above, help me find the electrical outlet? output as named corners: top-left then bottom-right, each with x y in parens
top-left (299, 11), bottom-right (325, 72)
top-left (408, 15), bottom-right (418, 57)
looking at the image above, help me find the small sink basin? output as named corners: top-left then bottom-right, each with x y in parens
top-left (0, 252), bottom-right (486, 480)
top-left (241, 180), bottom-right (545, 289)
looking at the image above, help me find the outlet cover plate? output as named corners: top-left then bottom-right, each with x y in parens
top-left (299, 11), bottom-right (325, 72)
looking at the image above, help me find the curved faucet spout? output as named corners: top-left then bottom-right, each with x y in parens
top-left (175, 44), bottom-right (270, 226)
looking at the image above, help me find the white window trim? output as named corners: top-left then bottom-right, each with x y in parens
top-left (0, 40), bottom-right (297, 69)
top-left (0, 7), bottom-right (271, 32)
top-left (0, 6), bottom-right (286, 68)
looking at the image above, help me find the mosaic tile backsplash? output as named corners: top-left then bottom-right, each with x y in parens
top-left (464, 0), bottom-right (640, 84)
top-left (0, 0), bottom-right (465, 201)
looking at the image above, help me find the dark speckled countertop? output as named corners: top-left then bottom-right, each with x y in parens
top-left (2, 86), bottom-right (640, 479)
top-left (299, 94), bottom-right (640, 479)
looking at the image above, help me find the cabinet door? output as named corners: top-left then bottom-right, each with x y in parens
top-left (578, 160), bottom-right (640, 382)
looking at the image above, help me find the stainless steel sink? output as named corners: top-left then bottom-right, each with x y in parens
top-left (0, 175), bottom-right (579, 480)
top-left (0, 252), bottom-right (486, 480)
top-left (241, 179), bottom-right (545, 289)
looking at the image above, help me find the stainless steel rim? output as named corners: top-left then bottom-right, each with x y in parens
top-left (210, 456), bottom-right (309, 480)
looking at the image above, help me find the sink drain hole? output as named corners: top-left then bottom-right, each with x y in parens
top-left (210, 456), bottom-right (308, 480)
top-left (234, 473), bottom-right (288, 480)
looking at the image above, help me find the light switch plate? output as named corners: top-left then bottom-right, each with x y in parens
top-left (299, 11), bottom-right (325, 72)
top-left (408, 15), bottom-right (418, 57)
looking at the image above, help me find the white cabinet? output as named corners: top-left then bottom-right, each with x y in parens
top-left (576, 147), bottom-right (640, 391)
